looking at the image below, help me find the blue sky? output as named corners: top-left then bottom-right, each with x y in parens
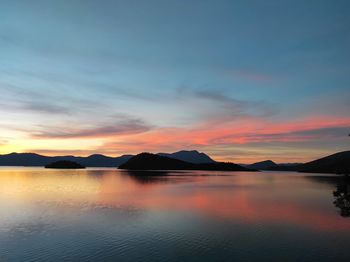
top-left (0, 0), bottom-right (349, 162)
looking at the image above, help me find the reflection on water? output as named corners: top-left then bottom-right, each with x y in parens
top-left (306, 175), bottom-right (350, 217)
top-left (1, 168), bottom-right (350, 261)
top-left (121, 170), bottom-right (173, 184)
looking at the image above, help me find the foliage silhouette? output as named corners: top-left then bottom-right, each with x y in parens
top-left (333, 177), bottom-right (350, 217)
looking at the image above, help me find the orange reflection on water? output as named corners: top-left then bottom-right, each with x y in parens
top-left (0, 168), bottom-right (99, 204)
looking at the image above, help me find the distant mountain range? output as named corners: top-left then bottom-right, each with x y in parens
top-left (0, 152), bottom-right (133, 167)
top-left (1, 150), bottom-right (349, 174)
top-left (0, 150), bottom-right (215, 167)
top-left (119, 153), bottom-right (255, 172)
top-left (243, 160), bottom-right (302, 171)
top-left (246, 151), bottom-right (350, 174)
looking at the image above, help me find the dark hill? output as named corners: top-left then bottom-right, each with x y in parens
top-left (119, 153), bottom-right (194, 170)
top-left (247, 160), bottom-right (277, 170)
top-left (0, 152), bottom-right (50, 166)
top-left (118, 153), bottom-right (255, 172)
top-left (69, 154), bottom-right (133, 167)
top-left (0, 151), bottom-right (214, 167)
top-left (45, 160), bottom-right (85, 169)
top-left (298, 151), bottom-right (350, 174)
top-left (245, 160), bottom-right (302, 171)
top-left (157, 150), bottom-right (215, 164)
top-left (0, 151), bottom-right (215, 167)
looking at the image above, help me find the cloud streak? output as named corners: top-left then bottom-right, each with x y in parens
top-left (99, 115), bottom-right (350, 157)
top-left (23, 101), bottom-right (70, 114)
top-left (30, 116), bottom-right (152, 139)
top-left (195, 89), bottom-right (276, 118)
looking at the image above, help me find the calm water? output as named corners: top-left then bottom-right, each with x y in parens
top-left (0, 168), bottom-right (350, 262)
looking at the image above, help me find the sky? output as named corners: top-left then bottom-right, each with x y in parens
top-left (0, 0), bottom-right (349, 163)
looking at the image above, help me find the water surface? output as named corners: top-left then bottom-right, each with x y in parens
top-left (0, 168), bottom-right (349, 261)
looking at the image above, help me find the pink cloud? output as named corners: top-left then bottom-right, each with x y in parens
top-left (100, 115), bottom-right (350, 155)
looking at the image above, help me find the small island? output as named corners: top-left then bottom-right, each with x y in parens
top-left (45, 160), bottom-right (85, 169)
top-left (118, 152), bottom-right (256, 172)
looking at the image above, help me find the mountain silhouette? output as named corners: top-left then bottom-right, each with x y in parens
top-left (0, 150), bottom-right (214, 167)
top-left (118, 153), bottom-right (255, 172)
top-left (0, 152), bottom-right (133, 167)
top-left (247, 160), bottom-right (277, 170)
top-left (0, 153), bottom-right (48, 166)
top-left (45, 160), bottom-right (85, 169)
top-left (298, 151), bottom-right (350, 174)
top-left (157, 150), bottom-right (215, 164)
top-left (4, 150), bottom-right (348, 173)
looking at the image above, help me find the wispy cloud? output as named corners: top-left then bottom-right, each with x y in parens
top-left (194, 89), bottom-right (275, 118)
top-left (98, 115), bottom-right (350, 154)
top-left (173, 86), bottom-right (277, 124)
top-left (0, 97), bottom-right (70, 115)
top-left (23, 101), bottom-right (70, 114)
top-left (211, 126), bottom-right (350, 144)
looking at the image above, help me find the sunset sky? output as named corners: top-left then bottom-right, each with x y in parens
top-left (1, 0), bottom-right (349, 163)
